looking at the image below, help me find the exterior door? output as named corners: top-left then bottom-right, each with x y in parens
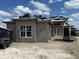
top-left (53, 27), bottom-right (62, 36)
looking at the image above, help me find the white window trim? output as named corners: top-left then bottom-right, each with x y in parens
top-left (20, 25), bottom-right (32, 38)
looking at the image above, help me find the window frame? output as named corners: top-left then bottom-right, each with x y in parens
top-left (20, 25), bottom-right (32, 38)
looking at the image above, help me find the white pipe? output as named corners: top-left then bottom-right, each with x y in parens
top-left (69, 27), bottom-right (71, 40)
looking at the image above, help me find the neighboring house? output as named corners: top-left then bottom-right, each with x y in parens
top-left (0, 27), bottom-right (13, 48)
top-left (3, 14), bottom-right (72, 42)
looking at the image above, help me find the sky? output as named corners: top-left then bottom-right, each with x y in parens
top-left (0, 0), bottom-right (79, 29)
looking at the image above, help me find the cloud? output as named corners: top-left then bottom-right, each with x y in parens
top-left (61, 8), bottom-right (64, 10)
top-left (33, 9), bottom-right (50, 15)
top-left (68, 17), bottom-right (79, 29)
top-left (49, 0), bottom-right (54, 3)
top-left (0, 11), bottom-right (11, 28)
top-left (30, 1), bottom-right (51, 15)
top-left (68, 18), bottom-right (74, 21)
top-left (0, 18), bottom-right (11, 28)
top-left (55, 0), bottom-right (62, 2)
top-left (69, 20), bottom-right (79, 28)
top-left (14, 5), bottom-right (33, 15)
top-left (71, 12), bottom-right (79, 18)
top-left (0, 10), bottom-right (12, 28)
top-left (33, 9), bottom-right (43, 15)
top-left (0, 10), bottom-right (12, 17)
top-left (0, 17), bottom-right (11, 21)
top-left (14, 5), bottom-right (50, 16)
top-left (3, 18), bottom-right (11, 21)
top-left (60, 8), bottom-right (66, 13)
top-left (0, 4), bottom-right (50, 28)
top-left (43, 12), bottom-right (50, 15)
top-left (70, 12), bottom-right (79, 22)
top-left (64, 0), bottom-right (79, 9)
top-left (48, 0), bottom-right (62, 3)
top-left (70, 12), bottom-right (79, 21)
top-left (68, 12), bottom-right (79, 29)
top-left (31, 1), bottom-right (51, 12)
top-left (0, 21), bottom-right (6, 29)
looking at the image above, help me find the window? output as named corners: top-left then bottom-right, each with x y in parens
top-left (20, 26), bottom-right (31, 38)
top-left (54, 28), bottom-right (57, 35)
top-left (53, 27), bottom-right (62, 36)
top-left (57, 28), bottom-right (60, 35)
top-left (26, 26), bottom-right (31, 37)
top-left (51, 27), bottom-right (53, 36)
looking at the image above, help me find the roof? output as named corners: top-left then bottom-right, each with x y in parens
top-left (3, 16), bottom-right (50, 24)
top-left (0, 27), bottom-right (13, 31)
top-left (49, 16), bottom-right (68, 23)
top-left (49, 16), bottom-right (68, 20)
top-left (3, 15), bottom-right (68, 25)
top-left (3, 20), bottom-right (16, 24)
top-left (51, 20), bottom-right (65, 22)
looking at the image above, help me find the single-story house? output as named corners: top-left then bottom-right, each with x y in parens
top-left (3, 14), bottom-right (72, 43)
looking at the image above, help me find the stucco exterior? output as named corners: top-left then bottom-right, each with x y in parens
top-left (4, 15), bottom-right (71, 43)
top-left (51, 22), bottom-right (64, 40)
top-left (7, 23), bottom-right (16, 41)
top-left (16, 21), bottom-right (36, 43)
top-left (36, 22), bottom-right (50, 42)
top-left (6, 19), bottom-right (50, 43)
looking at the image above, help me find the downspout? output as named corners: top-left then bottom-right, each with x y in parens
top-left (69, 26), bottom-right (71, 40)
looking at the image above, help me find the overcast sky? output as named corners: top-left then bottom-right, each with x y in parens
top-left (0, 0), bottom-right (79, 29)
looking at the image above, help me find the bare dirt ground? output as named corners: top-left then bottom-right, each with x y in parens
top-left (0, 37), bottom-right (79, 59)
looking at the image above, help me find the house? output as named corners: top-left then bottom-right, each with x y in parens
top-left (0, 27), bottom-right (13, 48)
top-left (3, 14), bottom-right (72, 42)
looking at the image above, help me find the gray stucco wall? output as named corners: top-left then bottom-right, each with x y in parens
top-left (16, 21), bottom-right (50, 43)
top-left (36, 23), bottom-right (50, 42)
top-left (7, 21), bottom-right (50, 43)
top-left (7, 23), bottom-right (16, 41)
top-left (16, 21), bottom-right (36, 43)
